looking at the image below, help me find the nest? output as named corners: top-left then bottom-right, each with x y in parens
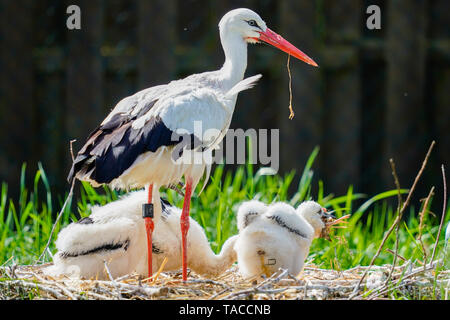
top-left (1, 261), bottom-right (448, 300)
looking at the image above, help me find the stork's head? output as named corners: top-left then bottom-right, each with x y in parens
top-left (219, 8), bottom-right (318, 67)
top-left (296, 201), bottom-right (333, 239)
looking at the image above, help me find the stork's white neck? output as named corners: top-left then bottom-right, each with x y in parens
top-left (219, 29), bottom-right (248, 89)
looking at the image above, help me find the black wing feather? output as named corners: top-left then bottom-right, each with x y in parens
top-left (68, 112), bottom-right (183, 185)
top-left (68, 92), bottom-right (207, 186)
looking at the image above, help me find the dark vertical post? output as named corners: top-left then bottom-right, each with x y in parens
top-left (0, 0), bottom-right (35, 195)
top-left (65, 0), bottom-right (104, 164)
top-left (430, 0), bottom-right (450, 184)
top-left (384, 0), bottom-right (427, 185)
top-left (321, 1), bottom-right (362, 194)
top-left (36, 70), bottom-right (66, 193)
top-left (278, 1), bottom-right (322, 175)
top-left (137, 0), bottom-right (176, 89)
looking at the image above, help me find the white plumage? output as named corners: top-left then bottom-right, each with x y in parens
top-left (234, 200), bottom-right (328, 279)
top-left (71, 74), bottom-right (262, 192)
top-left (67, 8), bottom-right (318, 280)
top-left (44, 190), bottom-right (237, 280)
top-left (67, 9), bottom-right (277, 192)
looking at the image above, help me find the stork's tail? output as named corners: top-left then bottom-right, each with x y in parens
top-left (226, 74), bottom-right (262, 98)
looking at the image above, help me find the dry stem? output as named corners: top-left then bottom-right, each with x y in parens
top-left (37, 180), bottom-right (75, 264)
top-left (287, 54), bottom-right (294, 120)
top-left (353, 141), bottom-right (435, 293)
top-left (417, 186), bottom-right (435, 267)
top-left (430, 165), bottom-right (448, 265)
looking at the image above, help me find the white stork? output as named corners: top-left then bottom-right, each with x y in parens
top-left (67, 8), bottom-right (318, 281)
top-left (44, 190), bottom-right (238, 280)
top-left (234, 200), bottom-right (336, 278)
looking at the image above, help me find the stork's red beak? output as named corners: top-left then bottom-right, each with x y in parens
top-left (255, 28), bottom-right (318, 67)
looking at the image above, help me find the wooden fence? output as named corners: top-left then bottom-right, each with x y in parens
top-left (0, 0), bottom-right (448, 206)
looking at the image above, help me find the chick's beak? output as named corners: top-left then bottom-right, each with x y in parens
top-left (320, 208), bottom-right (336, 220)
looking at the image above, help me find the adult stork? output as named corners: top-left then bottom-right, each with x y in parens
top-left (67, 8), bottom-right (318, 281)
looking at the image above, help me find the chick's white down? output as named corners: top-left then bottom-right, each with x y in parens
top-left (234, 200), bottom-right (326, 278)
top-left (44, 190), bottom-right (237, 280)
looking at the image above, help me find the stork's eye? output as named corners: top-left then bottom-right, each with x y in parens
top-left (247, 20), bottom-right (257, 27)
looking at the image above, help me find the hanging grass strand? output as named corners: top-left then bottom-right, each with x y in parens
top-left (287, 54), bottom-right (295, 120)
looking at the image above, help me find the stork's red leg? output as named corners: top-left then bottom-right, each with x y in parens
top-left (143, 184), bottom-right (154, 278)
top-left (181, 177), bottom-right (193, 281)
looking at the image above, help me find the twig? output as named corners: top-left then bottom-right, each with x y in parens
top-left (1, 256), bottom-right (14, 267)
top-left (360, 260), bottom-right (440, 300)
top-left (93, 280), bottom-right (168, 297)
top-left (385, 249), bottom-right (407, 262)
top-left (367, 279), bottom-right (415, 300)
top-left (115, 273), bottom-right (139, 282)
top-left (0, 280), bottom-right (66, 299)
top-left (85, 291), bottom-right (111, 300)
top-left (390, 159), bottom-right (403, 206)
top-left (188, 279), bottom-right (229, 287)
top-left (367, 262), bottom-right (438, 300)
top-left (37, 140), bottom-right (78, 264)
top-left (149, 256), bottom-right (168, 284)
top-left (69, 139), bottom-right (77, 161)
top-left (37, 180), bottom-right (75, 264)
top-left (219, 268), bottom-right (288, 300)
top-left (430, 165), bottom-right (448, 265)
top-left (383, 159), bottom-right (404, 285)
top-left (103, 260), bottom-right (123, 300)
top-left (30, 270), bottom-right (78, 300)
top-left (271, 268), bottom-right (290, 284)
top-left (354, 141), bottom-right (435, 294)
top-left (208, 287), bottom-right (229, 300)
top-left (168, 184), bottom-right (185, 197)
top-left (256, 268), bottom-right (286, 288)
top-left (417, 186), bottom-right (435, 268)
top-left (287, 54), bottom-right (294, 120)
top-left (388, 224), bottom-right (401, 281)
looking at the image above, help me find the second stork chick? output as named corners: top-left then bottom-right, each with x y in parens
top-left (44, 190), bottom-right (237, 280)
top-left (234, 200), bottom-right (334, 279)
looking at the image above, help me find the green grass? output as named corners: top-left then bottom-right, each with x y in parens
top-left (0, 147), bottom-right (449, 276)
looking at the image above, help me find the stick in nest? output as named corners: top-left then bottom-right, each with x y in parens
top-left (352, 141), bottom-right (436, 295)
top-left (430, 165), bottom-right (448, 265)
top-left (417, 186), bottom-right (435, 267)
top-left (145, 256), bottom-right (168, 284)
top-left (385, 158), bottom-right (403, 284)
top-left (287, 54), bottom-right (294, 120)
top-left (104, 260), bottom-right (123, 300)
top-left (37, 140), bottom-right (77, 264)
top-left (69, 139), bottom-right (77, 161)
top-left (37, 180), bottom-right (74, 264)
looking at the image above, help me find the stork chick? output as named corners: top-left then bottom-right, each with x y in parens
top-left (44, 190), bottom-right (237, 280)
top-left (234, 200), bottom-right (335, 279)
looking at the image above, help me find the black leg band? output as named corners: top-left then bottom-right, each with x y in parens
top-left (142, 203), bottom-right (154, 219)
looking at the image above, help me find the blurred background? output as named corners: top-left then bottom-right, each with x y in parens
top-left (0, 0), bottom-right (448, 209)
